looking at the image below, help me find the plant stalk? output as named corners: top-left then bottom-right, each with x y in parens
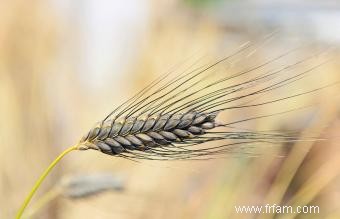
top-left (15, 145), bottom-right (78, 219)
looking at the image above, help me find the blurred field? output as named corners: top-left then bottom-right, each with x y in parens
top-left (1, 1), bottom-right (340, 219)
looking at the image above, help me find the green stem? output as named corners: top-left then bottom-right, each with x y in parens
top-left (23, 187), bottom-right (61, 219)
top-left (15, 145), bottom-right (78, 219)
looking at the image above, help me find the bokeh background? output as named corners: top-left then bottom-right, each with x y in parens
top-left (1, 0), bottom-right (340, 218)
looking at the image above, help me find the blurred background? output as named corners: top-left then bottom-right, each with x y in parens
top-left (1, 0), bottom-right (340, 218)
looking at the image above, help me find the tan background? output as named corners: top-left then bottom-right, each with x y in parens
top-left (1, 0), bottom-right (340, 219)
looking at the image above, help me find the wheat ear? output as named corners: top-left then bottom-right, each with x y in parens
top-left (15, 40), bottom-right (332, 218)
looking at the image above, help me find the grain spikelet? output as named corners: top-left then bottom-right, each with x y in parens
top-left (79, 40), bottom-right (334, 161)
